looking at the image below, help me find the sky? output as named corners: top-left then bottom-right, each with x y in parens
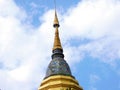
top-left (0, 0), bottom-right (120, 90)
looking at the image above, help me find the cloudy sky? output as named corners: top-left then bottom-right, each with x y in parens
top-left (0, 0), bottom-right (120, 90)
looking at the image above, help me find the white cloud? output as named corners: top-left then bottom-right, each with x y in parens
top-left (59, 0), bottom-right (120, 66)
top-left (62, 0), bottom-right (120, 39)
top-left (89, 74), bottom-right (100, 90)
top-left (90, 74), bottom-right (100, 84)
top-left (0, 0), bottom-right (50, 89)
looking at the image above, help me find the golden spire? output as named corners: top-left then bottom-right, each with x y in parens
top-left (53, 10), bottom-right (62, 50)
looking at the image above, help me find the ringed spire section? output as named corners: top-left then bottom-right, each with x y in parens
top-left (45, 11), bottom-right (72, 78)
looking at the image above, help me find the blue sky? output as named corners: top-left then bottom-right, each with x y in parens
top-left (0, 0), bottom-right (120, 90)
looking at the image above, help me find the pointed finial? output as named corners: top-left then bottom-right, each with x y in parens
top-left (54, 0), bottom-right (56, 11)
top-left (53, 0), bottom-right (62, 50)
top-left (53, 0), bottom-right (60, 28)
